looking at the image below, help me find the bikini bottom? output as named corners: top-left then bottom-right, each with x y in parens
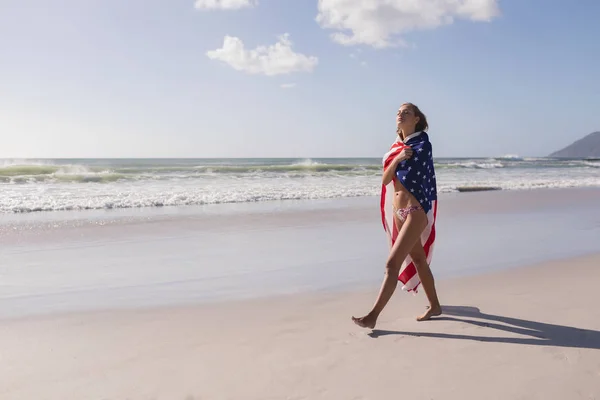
top-left (393, 204), bottom-right (423, 223)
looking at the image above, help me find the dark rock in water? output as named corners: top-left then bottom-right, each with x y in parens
top-left (456, 186), bottom-right (501, 192)
top-left (549, 131), bottom-right (600, 158)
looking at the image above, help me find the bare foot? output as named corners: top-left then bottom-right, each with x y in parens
top-left (352, 314), bottom-right (377, 329)
top-left (416, 306), bottom-right (442, 321)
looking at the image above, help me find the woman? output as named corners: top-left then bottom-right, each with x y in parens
top-left (352, 103), bottom-right (442, 329)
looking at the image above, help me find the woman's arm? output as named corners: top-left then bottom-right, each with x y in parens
top-left (382, 158), bottom-right (400, 186)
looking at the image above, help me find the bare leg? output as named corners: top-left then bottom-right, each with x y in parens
top-left (352, 209), bottom-right (427, 329)
top-left (390, 210), bottom-right (442, 319)
top-left (409, 243), bottom-right (442, 321)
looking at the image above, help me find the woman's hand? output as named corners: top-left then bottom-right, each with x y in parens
top-left (382, 146), bottom-right (413, 186)
top-left (395, 147), bottom-right (413, 162)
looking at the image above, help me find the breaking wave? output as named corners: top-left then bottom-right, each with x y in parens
top-left (1, 157), bottom-right (599, 213)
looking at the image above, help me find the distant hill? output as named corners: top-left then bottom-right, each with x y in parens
top-left (549, 131), bottom-right (600, 158)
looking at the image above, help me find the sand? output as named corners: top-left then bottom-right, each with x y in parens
top-left (1, 253), bottom-right (599, 400)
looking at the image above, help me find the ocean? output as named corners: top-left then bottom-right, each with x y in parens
top-left (1, 157), bottom-right (599, 213)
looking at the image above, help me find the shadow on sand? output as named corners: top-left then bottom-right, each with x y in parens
top-left (369, 305), bottom-right (600, 350)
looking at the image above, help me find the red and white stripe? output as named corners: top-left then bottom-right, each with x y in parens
top-left (380, 140), bottom-right (438, 294)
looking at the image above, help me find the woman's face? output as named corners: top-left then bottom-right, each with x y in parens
top-left (396, 105), bottom-right (419, 132)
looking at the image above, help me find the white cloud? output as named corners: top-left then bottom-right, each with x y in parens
top-left (280, 83), bottom-right (297, 89)
top-left (194, 0), bottom-right (256, 10)
top-left (316, 0), bottom-right (501, 48)
top-left (206, 34), bottom-right (319, 76)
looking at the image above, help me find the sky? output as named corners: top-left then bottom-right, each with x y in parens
top-left (1, 0), bottom-right (599, 158)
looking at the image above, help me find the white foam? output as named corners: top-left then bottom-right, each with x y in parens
top-left (446, 161), bottom-right (504, 169)
top-left (2, 158), bottom-right (600, 213)
top-left (2, 170), bottom-right (600, 213)
top-left (291, 158), bottom-right (322, 166)
top-left (497, 154), bottom-right (522, 160)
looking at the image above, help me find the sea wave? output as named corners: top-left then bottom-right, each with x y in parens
top-left (2, 157), bottom-right (599, 213)
top-left (0, 162), bottom-right (383, 183)
top-left (494, 154), bottom-right (523, 161)
top-left (2, 158), bottom-right (598, 184)
top-left (440, 161), bottom-right (504, 169)
top-left (582, 161), bottom-right (600, 168)
top-left (2, 176), bottom-right (599, 213)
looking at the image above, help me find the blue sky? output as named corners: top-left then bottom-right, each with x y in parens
top-left (1, 0), bottom-right (598, 158)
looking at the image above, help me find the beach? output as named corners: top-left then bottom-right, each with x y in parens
top-left (2, 254), bottom-right (599, 400)
top-left (3, 0), bottom-right (600, 396)
top-left (1, 186), bottom-right (600, 399)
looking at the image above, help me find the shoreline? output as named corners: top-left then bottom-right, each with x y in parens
top-left (1, 185), bottom-right (600, 219)
top-left (2, 185), bottom-right (599, 226)
top-left (1, 187), bottom-right (599, 320)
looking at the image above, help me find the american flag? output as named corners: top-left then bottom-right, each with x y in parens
top-left (380, 131), bottom-right (438, 293)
